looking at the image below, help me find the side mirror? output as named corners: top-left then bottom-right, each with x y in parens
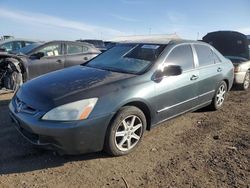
top-left (154, 64), bottom-right (182, 82)
top-left (30, 52), bottom-right (45, 59)
top-left (163, 65), bottom-right (182, 76)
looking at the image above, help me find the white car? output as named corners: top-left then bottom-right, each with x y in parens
top-left (203, 31), bottom-right (250, 90)
top-left (230, 56), bottom-right (250, 90)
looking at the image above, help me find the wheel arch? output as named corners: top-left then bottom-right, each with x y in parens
top-left (223, 79), bottom-right (230, 91)
top-left (110, 99), bottom-right (153, 131)
top-left (122, 101), bottom-right (152, 131)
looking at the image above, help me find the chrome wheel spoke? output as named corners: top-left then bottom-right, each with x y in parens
top-left (127, 138), bottom-right (131, 149)
top-left (131, 133), bottom-right (140, 140)
top-left (115, 131), bottom-right (126, 137)
top-left (132, 123), bottom-right (142, 132)
top-left (122, 120), bottom-right (129, 129)
top-left (130, 116), bottom-right (136, 127)
top-left (118, 137), bottom-right (127, 147)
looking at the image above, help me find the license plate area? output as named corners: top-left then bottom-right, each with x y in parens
top-left (10, 113), bottom-right (39, 143)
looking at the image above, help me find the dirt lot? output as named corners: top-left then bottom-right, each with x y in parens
top-left (0, 89), bottom-right (249, 188)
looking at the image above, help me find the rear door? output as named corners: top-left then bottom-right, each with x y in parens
top-left (155, 44), bottom-right (199, 122)
top-left (28, 42), bottom-right (65, 79)
top-left (193, 44), bottom-right (223, 103)
top-left (64, 43), bottom-right (97, 67)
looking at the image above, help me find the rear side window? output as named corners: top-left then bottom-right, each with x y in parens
top-left (67, 44), bottom-right (88, 54)
top-left (165, 44), bottom-right (194, 71)
top-left (195, 45), bottom-right (220, 66)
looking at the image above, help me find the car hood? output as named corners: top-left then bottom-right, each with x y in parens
top-left (17, 66), bottom-right (135, 110)
top-left (225, 56), bottom-right (248, 66)
top-left (203, 31), bottom-right (250, 60)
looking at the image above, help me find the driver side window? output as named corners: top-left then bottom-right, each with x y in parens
top-left (165, 45), bottom-right (194, 71)
top-left (38, 44), bottom-right (62, 57)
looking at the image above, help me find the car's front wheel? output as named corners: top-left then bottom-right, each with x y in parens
top-left (3, 71), bottom-right (23, 91)
top-left (104, 106), bottom-right (146, 156)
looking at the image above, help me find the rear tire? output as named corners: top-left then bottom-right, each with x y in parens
top-left (104, 106), bottom-right (146, 156)
top-left (208, 81), bottom-right (227, 111)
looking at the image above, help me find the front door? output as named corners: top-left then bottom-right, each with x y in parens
top-left (155, 44), bottom-right (199, 122)
top-left (28, 43), bottom-right (65, 79)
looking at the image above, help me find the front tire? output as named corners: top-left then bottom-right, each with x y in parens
top-left (208, 81), bottom-right (227, 111)
top-left (104, 106), bottom-right (146, 156)
top-left (3, 71), bottom-right (23, 91)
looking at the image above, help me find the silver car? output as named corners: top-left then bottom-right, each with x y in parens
top-left (203, 31), bottom-right (250, 90)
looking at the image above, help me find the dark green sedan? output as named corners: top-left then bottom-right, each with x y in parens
top-left (9, 38), bottom-right (234, 156)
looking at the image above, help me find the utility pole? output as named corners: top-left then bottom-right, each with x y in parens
top-left (149, 27), bottom-right (152, 35)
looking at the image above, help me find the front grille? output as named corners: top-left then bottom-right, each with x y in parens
top-left (15, 97), bottom-right (38, 115)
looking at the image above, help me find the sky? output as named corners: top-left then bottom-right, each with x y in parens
top-left (0, 0), bottom-right (249, 41)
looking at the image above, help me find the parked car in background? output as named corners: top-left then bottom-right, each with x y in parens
top-left (0, 35), bottom-right (14, 41)
top-left (104, 41), bottom-right (117, 50)
top-left (77, 39), bottom-right (106, 52)
top-left (9, 38), bottom-right (234, 156)
top-left (203, 31), bottom-right (250, 90)
top-left (0, 41), bottom-right (100, 90)
top-left (0, 38), bottom-right (38, 53)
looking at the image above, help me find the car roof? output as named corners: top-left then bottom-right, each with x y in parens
top-left (111, 34), bottom-right (182, 44)
top-left (112, 38), bottom-right (208, 46)
top-left (0, 38), bottom-right (41, 44)
top-left (47, 40), bottom-right (96, 48)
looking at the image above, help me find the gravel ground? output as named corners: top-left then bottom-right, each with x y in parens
top-left (0, 88), bottom-right (249, 188)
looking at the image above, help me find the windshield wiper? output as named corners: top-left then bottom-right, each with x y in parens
top-left (101, 66), bottom-right (136, 74)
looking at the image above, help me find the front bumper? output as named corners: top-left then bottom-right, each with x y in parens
top-left (234, 72), bottom-right (246, 84)
top-left (9, 101), bottom-right (113, 155)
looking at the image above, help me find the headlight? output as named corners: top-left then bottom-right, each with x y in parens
top-left (42, 98), bottom-right (98, 121)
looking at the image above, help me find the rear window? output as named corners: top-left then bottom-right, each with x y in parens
top-left (67, 44), bottom-right (88, 54)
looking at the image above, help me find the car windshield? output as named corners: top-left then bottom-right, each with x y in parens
top-left (14, 42), bottom-right (43, 55)
top-left (86, 43), bottom-right (166, 74)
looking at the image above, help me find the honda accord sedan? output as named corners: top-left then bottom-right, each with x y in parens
top-left (9, 39), bottom-right (234, 156)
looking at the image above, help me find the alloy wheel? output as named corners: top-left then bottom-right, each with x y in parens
top-left (216, 84), bottom-right (226, 107)
top-left (115, 115), bottom-right (143, 151)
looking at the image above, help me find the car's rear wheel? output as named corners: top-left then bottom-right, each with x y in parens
top-left (104, 106), bottom-right (146, 156)
top-left (208, 81), bottom-right (227, 111)
top-left (240, 71), bottom-right (250, 90)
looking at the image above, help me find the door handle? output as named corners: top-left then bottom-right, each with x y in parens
top-left (217, 67), bottom-right (222, 72)
top-left (83, 57), bottom-right (88, 61)
top-left (190, 75), bottom-right (199, 80)
top-left (56, 59), bottom-right (63, 64)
